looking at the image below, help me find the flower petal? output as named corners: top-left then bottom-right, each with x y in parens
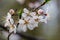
top-left (27, 24), bottom-right (34, 30)
top-left (23, 8), bottom-right (29, 13)
top-left (22, 13), bottom-right (27, 18)
top-left (22, 25), bottom-right (27, 32)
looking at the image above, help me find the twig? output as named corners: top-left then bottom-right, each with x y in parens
top-left (34, 1), bottom-right (48, 11)
top-left (8, 31), bottom-right (14, 40)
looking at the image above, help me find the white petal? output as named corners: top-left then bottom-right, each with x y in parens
top-left (19, 19), bottom-right (25, 24)
top-left (4, 20), bottom-right (10, 27)
top-left (17, 24), bottom-right (27, 32)
top-left (10, 18), bottom-right (14, 24)
top-left (40, 19), bottom-right (47, 23)
top-left (13, 25), bottom-right (16, 33)
top-left (30, 12), bottom-right (36, 16)
top-left (34, 22), bottom-right (38, 27)
top-left (38, 16), bottom-right (43, 20)
top-left (9, 28), bottom-right (14, 33)
top-left (6, 12), bottom-right (11, 20)
top-left (4, 22), bottom-right (10, 27)
top-left (17, 24), bottom-right (22, 32)
top-left (29, 18), bottom-right (35, 23)
top-left (27, 24), bottom-right (34, 30)
top-left (23, 8), bottom-right (29, 13)
top-left (33, 16), bottom-right (38, 19)
top-left (29, 19), bottom-right (38, 28)
top-left (22, 13), bottom-right (27, 18)
top-left (24, 16), bottom-right (31, 21)
top-left (9, 25), bottom-right (16, 33)
top-left (22, 25), bottom-right (27, 32)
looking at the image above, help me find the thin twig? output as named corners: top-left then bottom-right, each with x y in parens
top-left (34, 1), bottom-right (48, 11)
top-left (8, 31), bottom-right (14, 40)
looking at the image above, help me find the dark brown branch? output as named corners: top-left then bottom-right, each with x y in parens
top-left (34, 1), bottom-right (47, 11)
top-left (8, 31), bottom-right (14, 40)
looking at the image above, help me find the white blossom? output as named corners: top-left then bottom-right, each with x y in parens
top-left (19, 19), bottom-right (25, 24)
top-left (23, 8), bottom-right (29, 13)
top-left (17, 19), bottom-right (27, 32)
top-left (5, 12), bottom-right (16, 33)
top-left (30, 12), bottom-right (36, 16)
top-left (22, 13), bottom-right (27, 18)
top-left (5, 12), bottom-right (14, 27)
top-left (4, 20), bottom-right (10, 27)
top-left (9, 25), bottom-right (16, 33)
top-left (38, 9), bottom-right (44, 15)
top-left (38, 15), bottom-right (48, 23)
top-left (24, 16), bottom-right (31, 21)
top-left (6, 12), bottom-right (11, 20)
top-left (33, 16), bottom-right (38, 20)
top-left (4, 12), bottom-right (11, 27)
top-left (27, 18), bottom-right (38, 30)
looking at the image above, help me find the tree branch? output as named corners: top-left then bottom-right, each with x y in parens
top-left (34, 0), bottom-right (50, 11)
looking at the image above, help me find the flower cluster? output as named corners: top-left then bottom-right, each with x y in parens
top-left (4, 9), bottom-right (16, 33)
top-left (4, 8), bottom-right (49, 33)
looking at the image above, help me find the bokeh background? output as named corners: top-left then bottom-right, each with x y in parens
top-left (0, 0), bottom-right (60, 40)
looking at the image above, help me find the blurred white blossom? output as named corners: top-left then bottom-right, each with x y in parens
top-left (9, 25), bottom-right (16, 33)
top-left (28, 2), bottom-right (40, 8)
top-left (17, 19), bottom-right (27, 32)
top-left (5, 10), bottom-right (16, 33)
top-left (34, 2), bottom-right (40, 8)
top-left (16, 0), bottom-right (25, 4)
top-left (28, 3), bottom-right (35, 8)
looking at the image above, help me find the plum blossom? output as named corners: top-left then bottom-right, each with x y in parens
top-left (4, 8), bottom-right (49, 32)
top-left (17, 19), bottom-right (27, 32)
top-left (4, 9), bottom-right (16, 33)
top-left (38, 9), bottom-right (44, 15)
top-left (4, 12), bottom-right (12, 27)
top-left (17, 18), bottom-right (38, 31)
top-left (38, 15), bottom-right (48, 23)
top-left (17, 8), bottom-right (49, 32)
top-left (38, 9), bottom-right (49, 23)
top-left (27, 18), bottom-right (38, 30)
top-left (9, 24), bottom-right (16, 33)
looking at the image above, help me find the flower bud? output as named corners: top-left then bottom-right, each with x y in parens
top-left (9, 9), bottom-right (15, 15)
top-left (38, 9), bottom-right (44, 15)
